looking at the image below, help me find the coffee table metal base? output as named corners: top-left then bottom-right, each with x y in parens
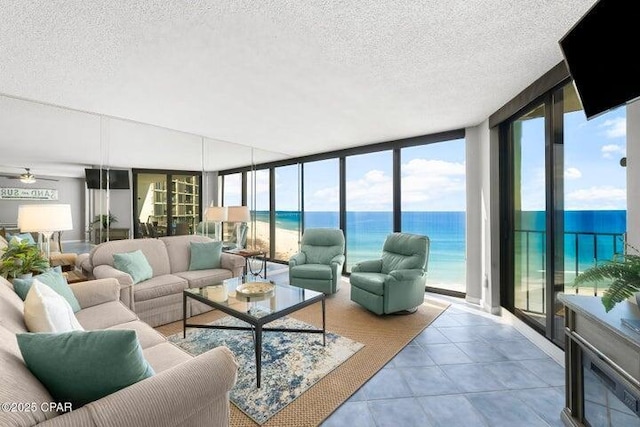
top-left (183, 293), bottom-right (325, 388)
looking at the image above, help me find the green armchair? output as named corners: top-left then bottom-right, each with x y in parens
top-left (289, 228), bottom-right (345, 294)
top-left (350, 232), bottom-right (429, 315)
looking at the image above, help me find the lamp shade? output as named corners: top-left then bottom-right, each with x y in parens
top-left (18, 204), bottom-right (73, 233)
top-left (205, 206), bottom-right (228, 222)
top-left (227, 206), bottom-right (250, 223)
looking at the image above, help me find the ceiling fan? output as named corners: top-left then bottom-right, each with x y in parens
top-left (0, 168), bottom-right (59, 184)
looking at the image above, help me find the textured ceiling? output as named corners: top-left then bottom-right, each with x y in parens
top-left (0, 0), bottom-right (597, 174)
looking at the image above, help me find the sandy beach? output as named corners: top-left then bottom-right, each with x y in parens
top-left (245, 220), bottom-right (301, 260)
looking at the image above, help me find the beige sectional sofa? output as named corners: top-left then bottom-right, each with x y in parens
top-left (0, 276), bottom-right (238, 427)
top-left (86, 235), bottom-right (245, 327)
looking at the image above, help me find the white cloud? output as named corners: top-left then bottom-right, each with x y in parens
top-left (307, 159), bottom-right (466, 211)
top-left (566, 186), bottom-right (626, 210)
top-left (600, 117), bottom-right (626, 139)
top-left (601, 144), bottom-right (625, 159)
top-left (564, 167), bottom-right (582, 180)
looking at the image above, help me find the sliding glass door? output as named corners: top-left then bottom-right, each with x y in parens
top-left (133, 170), bottom-right (201, 238)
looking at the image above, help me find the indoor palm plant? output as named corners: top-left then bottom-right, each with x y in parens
top-left (573, 244), bottom-right (640, 312)
top-left (0, 240), bottom-right (50, 279)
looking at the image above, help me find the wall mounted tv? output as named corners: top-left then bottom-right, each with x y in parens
top-left (85, 169), bottom-right (130, 190)
top-left (559, 0), bottom-right (640, 120)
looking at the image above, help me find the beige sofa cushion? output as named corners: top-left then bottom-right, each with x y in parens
top-left (107, 320), bottom-right (167, 349)
top-left (90, 239), bottom-right (171, 277)
top-left (0, 326), bottom-right (58, 425)
top-left (143, 342), bottom-right (193, 374)
top-left (75, 301), bottom-right (138, 330)
top-left (175, 269), bottom-right (232, 288)
top-left (159, 235), bottom-right (214, 274)
top-left (0, 278), bottom-right (28, 334)
top-left (134, 274), bottom-right (188, 302)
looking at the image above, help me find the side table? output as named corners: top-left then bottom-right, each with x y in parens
top-left (225, 249), bottom-right (267, 279)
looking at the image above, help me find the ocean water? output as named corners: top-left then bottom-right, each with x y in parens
top-left (258, 211), bottom-right (467, 289)
top-left (255, 210), bottom-right (627, 292)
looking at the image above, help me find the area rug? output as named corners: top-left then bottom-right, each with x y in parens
top-left (167, 316), bottom-right (363, 424)
top-left (156, 279), bottom-right (449, 427)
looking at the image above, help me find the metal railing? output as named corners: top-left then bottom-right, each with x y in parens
top-left (515, 229), bottom-right (625, 314)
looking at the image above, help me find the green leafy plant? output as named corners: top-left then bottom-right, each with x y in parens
top-left (574, 244), bottom-right (640, 312)
top-left (0, 240), bottom-right (50, 279)
top-left (92, 212), bottom-right (118, 229)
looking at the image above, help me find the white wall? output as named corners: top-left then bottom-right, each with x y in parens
top-left (627, 100), bottom-right (640, 248)
top-left (0, 176), bottom-right (86, 241)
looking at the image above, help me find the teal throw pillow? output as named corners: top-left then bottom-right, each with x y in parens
top-left (17, 330), bottom-right (155, 407)
top-left (113, 250), bottom-right (153, 284)
top-left (7, 232), bottom-right (36, 246)
top-left (189, 241), bottom-right (222, 271)
top-left (13, 266), bottom-right (81, 313)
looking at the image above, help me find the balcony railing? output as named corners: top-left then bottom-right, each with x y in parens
top-left (515, 229), bottom-right (625, 315)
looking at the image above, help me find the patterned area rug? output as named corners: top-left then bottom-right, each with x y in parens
top-left (168, 316), bottom-right (364, 425)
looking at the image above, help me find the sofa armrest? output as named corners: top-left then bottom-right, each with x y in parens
top-left (289, 252), bottom-right (306, 267)
top-left (351, 259), bottom-right (382, 273)
top-left (220, 252), bottom-right (245, 278)
top-left (69, 278), bottom-right (120, 309)
top-left (93, 265), bottom-right (135, 311)
top-left (39, 347), bottom-right (239, 427)
top-left (330, 254), bottom-right (345, 267)
top-left (87, 347), bottom-right (237, 427)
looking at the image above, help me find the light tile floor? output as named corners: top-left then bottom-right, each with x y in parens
top-left (321, 298), bottom-right (566, 427)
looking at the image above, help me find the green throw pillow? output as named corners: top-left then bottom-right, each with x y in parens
top-left (113, 250), bottom-right (153, 284)
top-left (189, 241), bottom-right (222, 271)
top-left (17, 330), bottom-right (155, 407)
top-left (7, 232), bottom-right (37, 246)
top-left (13, 267), bottom-right (81, 313)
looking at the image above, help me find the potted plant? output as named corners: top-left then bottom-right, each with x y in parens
top-left (92, 212), bottom-right (118, 229)
top-left (573, 244), bottom-right (640, 312)
top-left (0, 240), bottom-right (50, 279)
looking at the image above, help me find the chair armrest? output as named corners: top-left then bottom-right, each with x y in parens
top-left (388, 269), bottom-right (425, 282)
top-left (221, 253), bottom-right (245, 278)
top-left (69, 278), bottom-right (120, 309)
top-left (352, 259), bottom-right (382, 273)
top-left (93, 265), bottom-right (135, 311)
top-left (41, 347), bottom-right (239, 427)
top-left (330, 254), bottom-right (345, 266)
top-left (289, 252), bottom-right (306, 267)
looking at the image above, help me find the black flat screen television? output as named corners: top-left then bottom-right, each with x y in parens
top-left (559, 0), bottom-right (640, 120)
top-left (85, 169), bottom-right (130, 190)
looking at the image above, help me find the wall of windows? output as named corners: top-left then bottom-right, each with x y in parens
top-left (345, 151), bottom-right (393, 272)
top-left (218, 130), bottom-right (467, 296)
top-left (303, 159), bottom-right (340, 229)
top-left (401, 141), bottom-right (466, 292)
top-left (275, 165), bottom-right (301, 260)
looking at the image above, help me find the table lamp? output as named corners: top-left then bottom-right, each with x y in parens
top-left (204, 206), bottom-right (228, 241)
top-left (226, 206), bottom-right (250, 250)
top-left (18, 204), bottom-right (73, 259)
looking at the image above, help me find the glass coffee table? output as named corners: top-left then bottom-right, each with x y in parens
top-left (183, 276), bottom-right (325, 388)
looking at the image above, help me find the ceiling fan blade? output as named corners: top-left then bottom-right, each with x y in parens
top-left (37, 177), bottom-right (59, 182)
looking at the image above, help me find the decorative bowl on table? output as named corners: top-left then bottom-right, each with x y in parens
top-left (235, 281), bottom-right (275, 298)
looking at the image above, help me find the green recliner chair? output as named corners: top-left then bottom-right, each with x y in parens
top-left (289, 228), bottom-right (345, 295)
top-left (350, 232), bottom-right (429, 315)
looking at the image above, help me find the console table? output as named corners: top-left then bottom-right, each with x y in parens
top-left (560, 294), bottom-right (640, 426)
top-left (92, 227), bottom-right (130, 244)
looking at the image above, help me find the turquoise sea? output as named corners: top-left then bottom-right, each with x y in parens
top-left (255, 210), bottom-right (627, 292)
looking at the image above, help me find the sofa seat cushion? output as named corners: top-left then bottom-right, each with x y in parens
top-left (133, 274), bottom-right (188, 302)
top-left (107, 320), bottom-right (167, 349)
top-left (350, 272), bottom-right (387, 295)
top-left (175, 269), bottom-right (233, 288)
top-left (290, 264), bottom-right (333, 280)
top-left (143, 342), bottom-right (192, 374)
top-left (75, 301), bottom-right (138, 330)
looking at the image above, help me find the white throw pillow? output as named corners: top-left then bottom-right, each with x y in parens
top-left (23, 280), bottom-right (84, 333)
